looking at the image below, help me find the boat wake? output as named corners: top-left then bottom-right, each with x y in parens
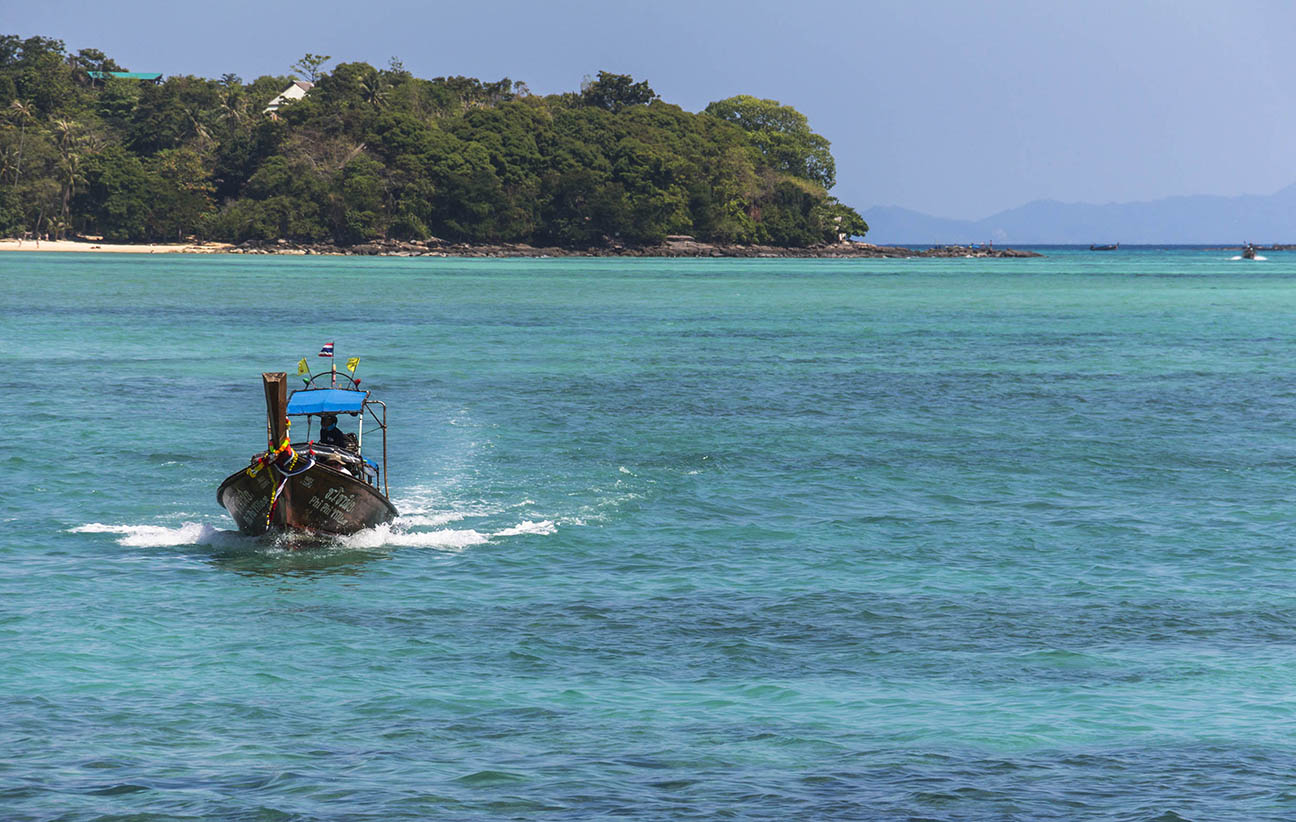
top-left (69, 509), bottom-right (559, 552)
top-left (337, 518), bottom-right (556, 550)
top-left (72, 479), bottom-right (574, 552)
top-left (70, 521), bottom-right (247, 549)
top-left (1231, 255), bottom-right (1267, 261)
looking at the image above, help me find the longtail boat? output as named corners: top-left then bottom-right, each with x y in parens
top-left (217, 365), bottom-right (397, 537)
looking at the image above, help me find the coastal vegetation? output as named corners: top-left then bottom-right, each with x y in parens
top-left (0, 35), bottom-right (868, 247)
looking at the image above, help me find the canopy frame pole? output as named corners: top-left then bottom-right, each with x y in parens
top-left (367, 400), bottom-right (389, 498)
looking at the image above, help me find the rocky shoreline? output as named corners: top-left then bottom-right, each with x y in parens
top-left (220, 237), bottom-right (1042, 259)
top-left (0, 236), bottom-right (1043, 258)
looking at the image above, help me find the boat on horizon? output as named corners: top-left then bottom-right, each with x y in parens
top-left (1242, 243), bottom-right (1257, 260)
top-left (1089, 243), bottom-right (1119, 251)
top-left (217, 356), bottom-right (397, 539)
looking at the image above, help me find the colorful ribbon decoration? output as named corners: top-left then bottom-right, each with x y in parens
top-left (247, 420), bottom-right (295, 478)
top-left (241, 419), bottom-right (310, 528)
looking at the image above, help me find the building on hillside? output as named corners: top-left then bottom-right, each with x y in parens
top-left (86, 71), bottom-right (163, 84)
top-left (264, 81), bottom-right (314, 117)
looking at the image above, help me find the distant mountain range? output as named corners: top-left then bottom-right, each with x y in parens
top-left (861, 183), bottom-right (1296, 245)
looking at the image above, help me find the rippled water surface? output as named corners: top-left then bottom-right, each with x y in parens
top-left (4, 249), bottom-right (1296, 820)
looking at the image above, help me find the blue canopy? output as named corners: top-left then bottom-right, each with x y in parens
top-left (286, 388), bottom-right (367, 415)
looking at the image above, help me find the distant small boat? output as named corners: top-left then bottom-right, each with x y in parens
top-left (1242, 243), bottom-right (1257, 260)
top-left (1089, 243), bottom-right (1119, 251)
top-left (217, 364), bottom-right (397, 539)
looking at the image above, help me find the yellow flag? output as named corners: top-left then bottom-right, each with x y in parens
top-left (297, 357), bottom-right (309, 375)
top-left (346, 357), bottom-right (360, 374)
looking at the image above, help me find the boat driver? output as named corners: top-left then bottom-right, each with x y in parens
top-left (318, 413), bottom-right (349, 448)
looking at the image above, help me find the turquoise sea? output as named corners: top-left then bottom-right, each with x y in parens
top-left (4, 248), bottom-right (1296, 820)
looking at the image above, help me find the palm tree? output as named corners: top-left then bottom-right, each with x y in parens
top-left (184, 106), bottom-right (213, 149)
top-left (361, 72), bottom-right (391, 111)
top-left (9, 100), bottom-right (33, 185)
top-left (218, 86), bottom-right (248, 128)
top-left (0, 144), bottom-right (17, 183)
top-left (50, 118), bottom-right (91, 239)
top-left (47, 215), bottom-right (70, 241)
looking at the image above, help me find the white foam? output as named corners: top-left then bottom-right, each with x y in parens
top-left (492, 520), bottom-right (557, 537)
top-left (396, 512), bottom-right (468, 527)
top-left (391, 484), bottom-right (507, 523)
top-left (72, 493), bottom-right (569, 553)
top-left (340, 518), bottom-right (557, 550)
top-left (70, 521), bottom-right (244, 548)
top-left (389, 484), bottom-right (462, 513)
top-left (71, 523), bottom-right (133, 534)
top-left (338, 524), bottom-right (488, 551)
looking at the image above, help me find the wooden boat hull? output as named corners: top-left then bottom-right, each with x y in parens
top-left (217, 458), bottom-right (398, 537)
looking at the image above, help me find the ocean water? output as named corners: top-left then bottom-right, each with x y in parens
top-left (3, 248), bottom-right (1296, 820)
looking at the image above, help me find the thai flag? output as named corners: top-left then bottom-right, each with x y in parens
top-left (318, 342), bottom-right (334, 358)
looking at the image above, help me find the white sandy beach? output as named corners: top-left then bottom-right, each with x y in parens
top-left (0, 239), bottom-right (233, 254)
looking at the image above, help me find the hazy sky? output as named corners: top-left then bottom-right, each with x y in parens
top-left (7, 0), bottom-right (1295, 219)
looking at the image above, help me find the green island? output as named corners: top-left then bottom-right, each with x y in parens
top-left (0, 35), bottom-right (883, 253)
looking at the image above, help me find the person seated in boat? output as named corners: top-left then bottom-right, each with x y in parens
top-left (320, 452), bottom-right (353, 477)
top-left (318, 413), bottom-right (349, 449)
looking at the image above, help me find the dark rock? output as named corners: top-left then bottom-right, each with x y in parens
top-left (217, 237), bottom-right (1043, 259)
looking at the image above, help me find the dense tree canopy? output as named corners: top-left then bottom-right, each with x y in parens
top-left (704, 94), bottom-right (837, 190)
top-left (0, 35), bottom-right (867, 246)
